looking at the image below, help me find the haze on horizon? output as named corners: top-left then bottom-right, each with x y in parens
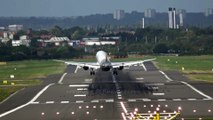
top-left (0, 0), bottom-right (212, 17)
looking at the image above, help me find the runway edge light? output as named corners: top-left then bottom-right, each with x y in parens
top-left (3, 80), bottom-right (8, 84)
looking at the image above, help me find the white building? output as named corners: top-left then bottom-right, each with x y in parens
top-left (168, 8), bottom-right (178, 29)
top-left (176, 9), bottom-right (186, 27)
top-left (38, 37), bottom-right (70, 47)
top-left (12, 40), bottom-right (30, 47)
top-left (113, 10), bottom-right (125, 20)
top-left (85, 40), bottom-right (116, 46)
top-left (102, 36), bottom-right (120, 40)
top-left (68, 40), bottom-right (81, 46)
top-left (82, 37), bottom-right (99, 41)
top-left (0, 27), bottom-right (5, 30)
top-left (12, 35), bottom-right (31, 47)
top-left (204, 8), bottom-right (213, 17)
top-left (144, 9), bottom-right (156, 18)
top-left (8, 25), bottom-right (23, 31)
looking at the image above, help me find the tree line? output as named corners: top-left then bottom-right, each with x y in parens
top-left (0, 26), bottom-right (213, 61)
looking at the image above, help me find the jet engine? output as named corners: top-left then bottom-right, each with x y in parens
top-left (118, 66), bottom-right (124, 70)
top-left (83, 66), bottom-right (89, 70)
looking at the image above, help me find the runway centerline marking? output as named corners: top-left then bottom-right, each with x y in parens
top-left (159, 70), bottom-right (173, 82)
top-left (58, 73), bottom-right (67, 84)
top-left (181, 81), bottom-right (212, 99)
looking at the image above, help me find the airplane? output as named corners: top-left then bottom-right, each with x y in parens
top-left (65, 50), bottom-right (156, 75)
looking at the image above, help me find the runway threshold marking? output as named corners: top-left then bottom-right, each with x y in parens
top-left (181, 81), bottom-right (212, 99)
top-left (0, 83), bottom-right (54, 118)
top-left (58, 73), bottom-right (67, 84)
top-left (159, 71), bottom-right (173, 82)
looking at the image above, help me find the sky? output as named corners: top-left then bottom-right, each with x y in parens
top-left (0, 0), bottom-right (212, 17)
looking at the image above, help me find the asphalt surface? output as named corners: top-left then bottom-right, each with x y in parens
top-left (0, 62), bottom-right (213, 120)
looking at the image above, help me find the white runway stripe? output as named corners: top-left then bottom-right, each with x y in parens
top-left (128, 99), bottom-right (136, 102)
top-left (159, 71), bottom-right (173, 82)
top-left (58, 73), bottom-right (67, 84)
top-left (74, 94), bottom-right (86, 97)
top-left (30, 101), bottom-right (39, 104)
top-left (181, 81), bottom-right (212, 99)
top-left (91, 100), bottom-right (99, 103)
top-left (153, 93), bottom-right (165, 96)
top-left (61, 101), bottom-right (69, 104)
top-left (188, 98), bottom-right (197, 101)
top-left (74, 66), bottom-right (80, 73)
top-left (105, 99), bottom-right (114, 102)
top-left (0, 83), bottom-right (54, 118)
top-left (76, 101), bottom-right (84, 103)
top-left (158, 99), bottom-right (166, 101)
top-left (69, 84), bottom-right (89, 87)
top-left (141, 64), bottom-right (147, 71)
top-left (142, 98), bottom-right (151, 102)
top-left (46, 101), bottom-right (54, 104)
top-left (173, 99), bottom-right (182, 101)
top-left (77, 88), bottom-right (88, 91)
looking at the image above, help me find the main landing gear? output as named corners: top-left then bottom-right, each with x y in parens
top-left (90, 71), bottom-right (95, 75)
top-left (113, 70), bottom-right (118, 75)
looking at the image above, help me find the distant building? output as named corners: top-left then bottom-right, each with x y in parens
top-left (0, 27), bottom-right (5, 30)
top-left (8, 24), bottom-right (23, 31)
top-left (168, 8), bottom-right (174, 29)
top-left (84, 40), bottom-right (116, 46)
top-left (204, 8), bottom-right (213, 17)
top-left (38, 37), bottom-right (70, 47)
top-left (68, 40), bottom-right (81, 46)
top-left (0, 32), bottom-right (14, 43)
top-left (12, 35), bottom-right (31, 47)
top-left (12, 40), bottom-right (31, 47)
top-left (102, 36), bottom-right (120, 40)
top-left (113, 10), bottom-right (125, 20)
top-left (176, 9), bottom-right (186, 27)
top-left (176, 9), bottom-right (186, 17)
top-left (48, 37), bottom-right (70, 46)
top-left (82, 37), bottom-right (99, 41)
top-left (168, 8), bottom-right (178, 29)
top-left (144, 8), bottom-right (156, 18)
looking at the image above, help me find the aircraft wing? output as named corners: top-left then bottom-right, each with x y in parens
top-left (65, 61), bottom-right (100, 70)
top-left (111, 58), bottom-right (156, 68)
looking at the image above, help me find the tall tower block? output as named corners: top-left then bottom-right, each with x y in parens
top-left (168, 8), bottom-right (173, 29)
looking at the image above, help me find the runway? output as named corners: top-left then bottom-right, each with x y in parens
top-left (0, 62), bottom-right (213, 119)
